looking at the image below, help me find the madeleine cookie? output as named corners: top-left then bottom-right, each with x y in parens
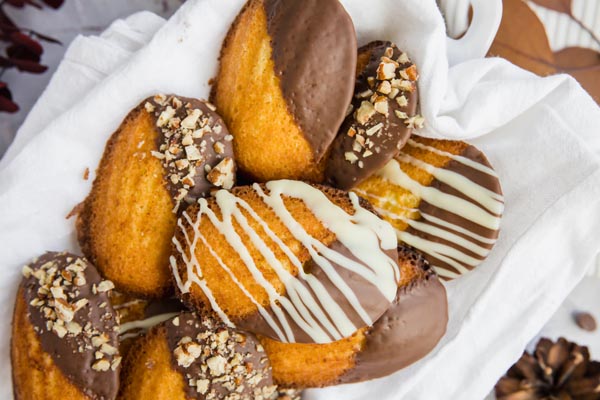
top-left (211, 0), bottom-right (357, 182)
top-left (354, 136), bottom-right (504, 280)
top-left (326, 41), bottom-right (420, 190)
top-left (118, 312), bottom-right (277, 400)
top-left (12, 252), bottom-right (121, 400)
top-left (78, 95), bottom-right (235, 297)
top-left (259, 246), bottom-right (448, 387)
top-left (171, 180), bottom-right (400, 344)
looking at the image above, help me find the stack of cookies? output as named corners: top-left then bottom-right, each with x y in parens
top-left (11, 0), bottom-right (504, 398)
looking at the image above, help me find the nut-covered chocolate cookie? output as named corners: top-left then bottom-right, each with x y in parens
top-left (211, 0), bottom-right (357, 182)
top-left (170, 180), bottom-right (400, 344)
top-left (118, 312), bottom-right (278, 400)
top-left (325, 41), bottom-right (421, 190)
top-left (354, 136), bottom-right (504, 280)
top-left (11, 252), bottom-right (121, 400)
top-left (78, 95), bottom-right (236, 297)
top-left (259, 246), bottom-right (448, 387)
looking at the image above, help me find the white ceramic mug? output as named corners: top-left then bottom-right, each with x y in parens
top-left (440, 0), bottom-right (503, 65)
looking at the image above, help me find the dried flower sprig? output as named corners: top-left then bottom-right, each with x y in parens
top-left (0, 0), bottom-right (64, 112)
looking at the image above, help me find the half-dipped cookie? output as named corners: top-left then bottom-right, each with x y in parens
top-left (118, 312), bottom-right (278, 399)
top-left (354, 136), bottom-right (504, 280)
top-left (170, 180), bottom-right (400, 344)
top-left (211, 0), bottom-right (357, 182)
top-left (11, 252), bottom-right (121, 400)
top-left (259, 246), bottom-right (448, 387)
top-left (325, 41), bottom-right (421, 190)
top-left (78, 95), bottom-right (235, 297)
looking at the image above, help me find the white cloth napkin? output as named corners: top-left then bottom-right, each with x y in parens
top-left (1, 1), bottom-right (600, 399)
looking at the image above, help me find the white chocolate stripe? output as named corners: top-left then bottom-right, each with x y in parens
top-left (211, 193), bottom-right (346, 342)
top-left (171, 180), bottom-right (400, 344)
top-left (406, 139), bottom-right (498, 177)
top-left (170, 216), bottom-right (234, 327)
top-left (397, 154), bottom-right (504, 211)
top-left (119, 312), bottom-right (180, 335)
top-left (376, 159), bottom-right (502, 230)
top-left (234, 198), bottom-right (355, 340)
top-left (420, 212), bottom-right (497, 245)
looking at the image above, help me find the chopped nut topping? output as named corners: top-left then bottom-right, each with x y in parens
top-left (396, 95), bottom-right (408, 107)
top-left (377, 60), bottom-right (397, 80)
top-left (92, 359), bottom-right (111, 372)
top-left (96, 280), bottom-right (115, 293)
top-left (355, 101), bottom-right (376, 125)
top-left (345, 152), bottom-right (359, 164)
top-left (22, 254), bottom-right (120, 378)
top-left (207, 157), bottom-right (235, 190)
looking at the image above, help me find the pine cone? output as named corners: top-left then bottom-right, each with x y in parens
top-left (495, 337), bottom-right (600, 400)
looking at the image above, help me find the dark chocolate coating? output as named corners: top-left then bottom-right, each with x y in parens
top-left (339, 247), bottom-right (448, 383)
top-left (265, 0), bottom-right (357, 162)
top-left (238, 240), bottom-right (398, 344)
top-left (21, 252), bottom-right (120, 400)
top-left (163, 312), bottom-right (276, 399)
top-left (326, 41), bottom-right (419, 190)
top-left (146, 95), bottom-right (235, 213)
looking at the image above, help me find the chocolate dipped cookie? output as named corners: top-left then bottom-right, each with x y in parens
top-left (11, 252), bottom-right (121, 400)
top-left (259, 246), bottom-right (447, 387)
top-left (118, 312), bottom-right (278, 400)
top-left (78, 95), bottom-right (236, 297)
top-left (326, 41), bottom-right (420, 190)
top-left (211, 0), bottom-right (357, 182)
top-left (170, 180), bottom-right (401, 344)
top-left (354, 136), bottom-right (504, 280)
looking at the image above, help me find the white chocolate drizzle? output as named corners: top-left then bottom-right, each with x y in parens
top-left (170, 180), bottom-right (399, 344)
top-left (357, 140), bottom-right (504, 280)
top-left (119, 312), bottom-right (180, 340)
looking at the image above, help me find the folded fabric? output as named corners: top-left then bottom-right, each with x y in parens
top-left (0, 1), bottom-right (599, 399)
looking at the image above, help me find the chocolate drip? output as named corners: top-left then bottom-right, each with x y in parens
top-left (21, 252), bottom-right (120, 400)
top-left (146, 95), bottom-right (235, 213)
top-left (238, 240), bottom-right (397, 343)
top-left (339, 248), bottom-right (448, 383)
top-left (264, 0), bottom-right (357, 161)
top-left (163, 312), bottom-right (276, 399)
top-left (326, 41), bottom-right (419, 190)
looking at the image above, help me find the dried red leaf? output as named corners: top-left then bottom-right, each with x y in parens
top-left (488, 0), bottom-right (556, 76)
top-left (0, 83), bottom-right (19, 113)
top-left (530, 0), bottom-right (572, 15)
top-left (41, 0), bottom-right (64, 9)
top-left (7, 43), bottom-right (41, 61)
top-left (554, 47), bottom-right (600, 104)
top-left (12, 58), bottom-right (47, 73)
top-left (9, 32), bottom-right (43, 56)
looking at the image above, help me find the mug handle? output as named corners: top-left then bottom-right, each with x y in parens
top-left (445, 0), bottom-right (503, 66)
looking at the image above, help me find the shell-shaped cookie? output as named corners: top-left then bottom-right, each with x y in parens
top-left (118, 312), bottom-right (277, 400)
top-left (11, 252), bottom-right (120, 400)
top-left (170, 180), bottom-right (401, 344)
top-left (326, 41), bottom-right (420, 190)
top-left (78, 95), bottom-right (235, 297)
top-left (211, 0), bottom-right (357, 182)
top-left (354, 136), bottom-right (504, 280)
